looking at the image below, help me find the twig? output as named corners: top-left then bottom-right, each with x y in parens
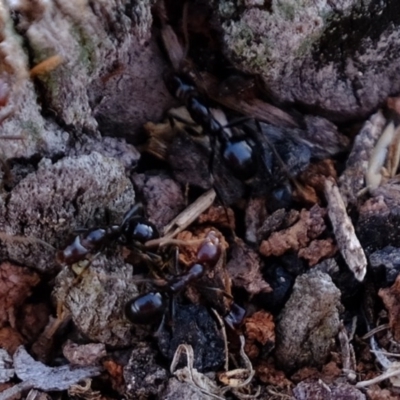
top-left (338, 322), bottom-right (356, 382)
top-left (362, 323), bottom-right (390, 339)
top-left (324, 178), bottom-right (367, 281)
top-left (0, 232), bottom-right (55, 251)
top-left (356, 366), bottom-right (400, 388)
top-left (162, 189), bottom-right (216, 237)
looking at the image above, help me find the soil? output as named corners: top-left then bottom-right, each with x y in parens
top-left (0, 1), bottom-right (400, 399)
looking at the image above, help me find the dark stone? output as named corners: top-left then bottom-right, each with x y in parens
top-left (156, 303), bottom-right (225, 372)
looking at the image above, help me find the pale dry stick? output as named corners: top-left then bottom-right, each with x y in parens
top-left (266, 388), bottom-right (292, 399)
top-left (362, 323), bottom-right (390, 339)
top-left (210, 308), bottom-right (229, 372)
top-left (338, 323), bottom-right (357, 382)
top-left (0, 232), bottom-right (55, 251)
top-left (369, 334), bottom-right (391, 370)
top-left (356, 367), bottom-right (400, 388)
top-left (160, 188), bottom-right (216, 240)
top-left (365, 121), bottom-right (400, 190)
top-left (219, 335), bottom-right (255, 390)
top-left (170, 344), bottom-right (225, 400)
top-left (366, 121), bottom-right (395, 189)
top-left (0, 382), bottom-right (33, 400)
top-left (387, 125), bottom-right (400, 177)
top-left (371, 350), bottom-right (400, 358)
top-left (170, 336), bottom-right (258, 399)
top-left (324, 178), bottom-right (367, 281)
top-left (38, 312), bottom-right (72, 343)
top-left (0, 135), bottom-right (25, 140)
top-left (355, 324), bottom-right (399, 389)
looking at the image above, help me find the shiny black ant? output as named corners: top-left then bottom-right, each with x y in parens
top-left (125, 230), bottom-right (246, 329)
top-left (167, 72), bottom-right (314, 209)
top-left (159, 2), bottom-right (311, 208)
top-left (57, 203), bottom-right (159, 266)
top-left (166, 73), bottom-right (258, 183)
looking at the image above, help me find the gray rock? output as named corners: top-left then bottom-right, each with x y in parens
top-left (293, 380), bottom-right (366, 400)
top-left (0, 152), bottom-right (134, 272)
top-left (55, 254), bottom-right (138, 347)
top-left (275, 269), bottom-right (342, 371)
top-left (219, 1), bottom-right (400, 121)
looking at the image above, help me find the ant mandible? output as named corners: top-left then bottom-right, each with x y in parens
top-left (57, 203), bottom-right (159, 266)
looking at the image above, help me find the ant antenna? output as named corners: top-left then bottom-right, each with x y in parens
top-left (181, 1), bottom-right (190, 64)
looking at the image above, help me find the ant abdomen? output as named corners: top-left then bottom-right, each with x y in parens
top-left (57, 226), bottom-right (120, 265)
top-left (125, 292), bottom-right (167, 324)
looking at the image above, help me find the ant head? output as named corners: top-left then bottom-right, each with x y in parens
top-left (197, 230), bottom-right (221, 268)
top-left (114, 204), bottom-right (159, 245)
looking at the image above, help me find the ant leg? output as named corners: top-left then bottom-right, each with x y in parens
top-left (168, 109), bottom-right (198, 128)
top-left (197, 285), bottom-right (234, 301)
top-left (172, 246), bottom-right (179, 274)
top-left (254, 119), bottom-right (306, 198)
top-left (207, 133), bottom-right (233, 222)
top-left (154, 310), bottom-right (167, 337)
top-left (222, 116), bottom-right (253, 130)
top-left (120, 203), bottom-right (144, 226)
top-left (181, 1), bottom-right (190, 62)
top-left (56, 252), bottom-right (102, 318)
top-left (129, 244), bottom-right (164, 272)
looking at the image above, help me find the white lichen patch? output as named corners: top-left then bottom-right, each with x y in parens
top-left (221, 0), bottom-right (351, 79)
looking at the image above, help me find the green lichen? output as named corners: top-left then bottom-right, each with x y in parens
top-left (221, 1), bottom-right (339, 77)
top-left (70, 23), bottom-right (99, 75)
top-left (20, 120), bottom-right (42, 139)
top-left (275, 0), bottom-right (298, 21)
top-left (295, 31), bottom-right (323, 58)
top-left (217, 0), bottom-right (240, 19)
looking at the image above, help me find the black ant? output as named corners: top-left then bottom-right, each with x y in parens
top-left (57, 203), bottom-right (159, 266)
top-left (54, 204), bottom-right (160, 323)
top-left (166, 74), bottom-right (258, 182)
top-left (158, 2), bottom-right (312, 209)
top-left (157, 2), bottom-right (259, 185)
top-left (125, 230), bottom-right (246, 329)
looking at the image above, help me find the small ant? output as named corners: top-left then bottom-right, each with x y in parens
top-left (158, 2), bottom-right (312, 209)
top-left (125, 230), bottom-right (246, 329)
top-left (57, 203), bottom-right (159, 266)
top-left (166, 74), bottom-right (258, 182)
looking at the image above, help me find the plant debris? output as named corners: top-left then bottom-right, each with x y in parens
top-left (0, 346), bottom-right (100, 398)
top-left (259, 205), bottom-right (326, 258)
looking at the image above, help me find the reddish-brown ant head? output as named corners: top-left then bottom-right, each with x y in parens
top-left (196, 230), bottom-right (221, 268)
